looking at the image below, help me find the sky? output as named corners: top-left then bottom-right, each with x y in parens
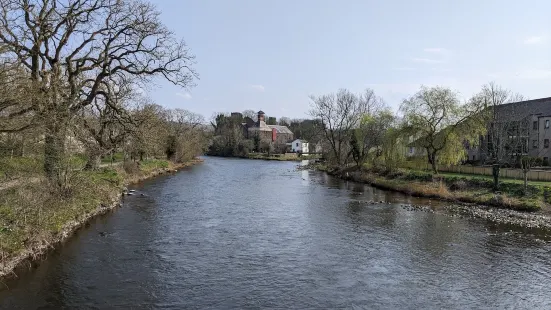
top-left (149, 0), bottom-right (551, 120)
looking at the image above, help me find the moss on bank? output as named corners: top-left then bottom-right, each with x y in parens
top-left (0, 158), bottom-right (202, 279)
top-left (309, 163), bottom-right (549, 212)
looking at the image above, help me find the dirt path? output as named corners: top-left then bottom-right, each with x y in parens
top-left (0, 177), bottom-right (42, 191)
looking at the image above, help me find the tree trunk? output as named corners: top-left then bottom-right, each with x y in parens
top-left (44, 122), bottom-right (65, 185)
top-left (492, 164), bottom-right (500, 191)
top-left (523, 169), bottom-right (528, 196)
top-left (430, 158), bottom-right (437, 174)
top-left (84, 150), bottom-right (102, 170)
top-left (428, 152), bottom-right (437, 174)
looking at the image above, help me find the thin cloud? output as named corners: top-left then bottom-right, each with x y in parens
top-left (515, 69), bottom-right (551, 80)
top-left (423, 48), bottom-right (448, 53)
top-left (523, 36), bottom-right (546, 44)
top-left (392, 67), bottom-right (416, 71)
top-left (250, 84), bottom-right (265, 92)
top-left (412, 58), bottom-right (445, 64)
top-left (176, 92), bottom-right (192, 100)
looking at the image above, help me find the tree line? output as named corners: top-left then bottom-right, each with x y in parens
top-left (207, 111), bottom-right (323, 157)
top-left (309, 83), bottom-right (538, 192)
top-left (0, 0), bottom-right (207, 188)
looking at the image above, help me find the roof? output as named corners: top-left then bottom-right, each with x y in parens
top-left (494, 97), bottom-right (551, 122)
top-left (248, 120), bottom-right (272, 131)
top-left (267, 125), bottom-right (293, 134)
top-left (292, 139), bottom-right (308, 143)
top-left (257, 110), bottom-right (265, 114)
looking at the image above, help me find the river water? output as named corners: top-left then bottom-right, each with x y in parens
top-left (2, 157), bottom-right (551, 309)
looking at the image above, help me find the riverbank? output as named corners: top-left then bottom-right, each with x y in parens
top-left (206, 153), bottom-right (320, 162)
top-left (0, 158), bottom-right (203, 280)
top-left (247, 153), bottom-right (321, 161)
top-left (302, 162), bottom-right (551, 228)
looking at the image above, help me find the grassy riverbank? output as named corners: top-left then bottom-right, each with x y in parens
top-left (247, 153), bottom-right (316, 161)
top-left (207, 153), bottom-right (320, 161)
top-left (0, 158), bottom-right (202, 279)
top-left (308, 163), bottom-right (551, 212)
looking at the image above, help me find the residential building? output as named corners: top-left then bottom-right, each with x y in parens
top-left (469, 97), bottom-right (551, 164)
top-left (289, 139), bottom-right (309, 153)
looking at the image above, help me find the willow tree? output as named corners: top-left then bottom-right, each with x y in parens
top-left (380, 127), bottom-right (406, 172)
top-left (0, 0), bottom-right (196, 184)
top-left (401, 86), bottom-right (486, 174)
top-left (350, 109), bottom-right (394, 167)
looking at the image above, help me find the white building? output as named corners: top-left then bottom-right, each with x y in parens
top-left (289, 139), bottom-right (309, 153)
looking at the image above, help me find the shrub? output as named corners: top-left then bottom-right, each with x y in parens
top-left (449, 180), bottom-right (468, 191)
top-left (403, 171), bottom-right (433, 182)
top-left (123, 161), bottom-right (140, 174)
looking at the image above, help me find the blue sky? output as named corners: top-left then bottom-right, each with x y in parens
top-left (149, 0), bottom-right (551, 120)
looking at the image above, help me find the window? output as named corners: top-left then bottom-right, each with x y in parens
top-left (409, 147), bottom-right (414, 154)
top-left (546, 120), bottom-right (550, 129)
top-left (533, 140), bottom-right (538, 149)
top-left (545, 139), bottom-right (550, 148)
top-left (296, 143), bottom-right (299, 147)
top-left (472, 155), bottom-right (475, 161)
top-left (534, 121), bottom-right (539, 130)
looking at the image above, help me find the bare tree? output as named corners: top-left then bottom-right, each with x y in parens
top-left (165, 109), bottom-right (205, 162)
top-left (126, 102), bottom-right (170, 160)
top-left (309, 88), bottom-right (373, 166)
top-left (242, 110), bottom-right (257, 122)
top-left (360, 88), bottom-right (385, 115)
top-left (75, 79), bottom-right (138, 169)
top-left (475, 82), bottom-right (527, 190)
top-left (278, 117), bottom-right (291, 127)
top-left (0, 0), bottom-right (196, 184)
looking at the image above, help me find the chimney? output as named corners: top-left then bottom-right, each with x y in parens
top-left (257, 110), bottom-right (265, 123)
top-left (272, 127), bottom-right (277, 142)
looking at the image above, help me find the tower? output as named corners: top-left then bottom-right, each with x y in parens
top-left (257, 110), bottom-right (265, 123)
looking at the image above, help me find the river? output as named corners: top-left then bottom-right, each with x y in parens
top-left (1, 157), bottom-right (551, 309)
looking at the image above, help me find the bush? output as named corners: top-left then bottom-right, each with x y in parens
top-left (236, 140), bottom-right (254, 157)
top-left (449, 180), bottom-right (468, 191)
top-left (123, 161), bottom-right (139, 174)
top-left (403, 171), bottom-right (433, 182)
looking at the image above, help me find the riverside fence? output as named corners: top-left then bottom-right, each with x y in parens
top-left (403, 162), bottom-right (551, 182)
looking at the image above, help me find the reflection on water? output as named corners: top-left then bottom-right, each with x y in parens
top-left (1, 157), bottom-right (551, 309)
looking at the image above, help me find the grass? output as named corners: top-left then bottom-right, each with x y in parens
top-left (0, 169), bottom-right (120, 260)
top-left (0, 157), bottom-right (43, 181)
top-left (139, 159), bottom-right (170, 172)
top-left (0, 156), bottom-right (200, 276)
top-left (435, 171), bottom-right (551, 187)
top-left (100, 152), bottom-right (125, 164)
top-left (314, 163), bottom-right (550, 212)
